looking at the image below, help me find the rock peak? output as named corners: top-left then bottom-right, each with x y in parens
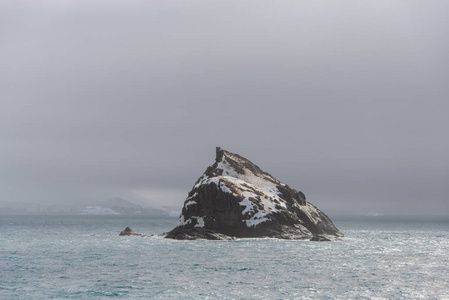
top-left (215, 146), bottom-right (225, 163)
top-left (211, 147), bottom-right (274, 181)
top-left (166, 148), bottom-right (343, 240)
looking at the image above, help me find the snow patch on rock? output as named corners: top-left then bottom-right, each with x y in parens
top-left (184, 200), bottom-right (197, 208)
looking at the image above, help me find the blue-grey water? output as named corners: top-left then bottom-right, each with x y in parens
top-left (1, 215), bottom-right (448, 299)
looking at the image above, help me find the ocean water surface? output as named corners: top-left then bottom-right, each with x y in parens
top-left (1, 214), bottom-right (448, 299)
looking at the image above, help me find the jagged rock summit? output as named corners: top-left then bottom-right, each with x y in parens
top-left (165, 147), bottom-right (343, 241)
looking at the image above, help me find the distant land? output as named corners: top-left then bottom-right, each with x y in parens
top-left (0, 197), bottom-right (178, 217)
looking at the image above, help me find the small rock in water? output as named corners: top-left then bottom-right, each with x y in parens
top-left (119, 227), bottom-right (148, 237)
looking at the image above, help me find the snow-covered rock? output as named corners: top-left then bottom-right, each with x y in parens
top-left (165, 147), bottom-right (343, 241)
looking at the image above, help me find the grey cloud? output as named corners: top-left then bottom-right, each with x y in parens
top-left (1, 0), bottom-right (448, 215)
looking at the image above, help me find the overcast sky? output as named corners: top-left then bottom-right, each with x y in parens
top-left (1, 0), bottom-right (448, 215)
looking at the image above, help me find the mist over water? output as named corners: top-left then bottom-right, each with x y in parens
top-left (1, 215), bottom-right (448, 299)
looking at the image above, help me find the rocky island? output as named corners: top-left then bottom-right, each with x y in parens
top-left (165, 147), bottom-right (343, 241)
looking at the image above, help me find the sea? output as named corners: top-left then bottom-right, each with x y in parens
top-left (1, 214), bottom-right (448, 299)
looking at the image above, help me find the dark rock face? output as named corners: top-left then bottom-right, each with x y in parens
top-left (165, 227), bottom-right (235, 240)
top-left (310, 235), bottom-right (332, 242)
top-left (165, 147), bottom-right (343, 241)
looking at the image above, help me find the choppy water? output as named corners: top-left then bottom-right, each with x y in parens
top-left (1, 214), bottom-right (448, 299)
